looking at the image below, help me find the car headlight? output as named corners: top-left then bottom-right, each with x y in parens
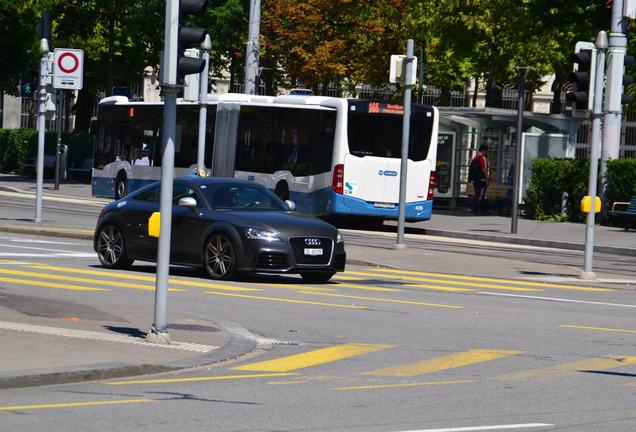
top-left (337, 231), bottom-right (344, 243)
top-left (243, 228), bottom-right (281, 242)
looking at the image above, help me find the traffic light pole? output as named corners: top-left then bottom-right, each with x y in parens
top-left (148, 0), bottom-right (180, 344)
top-left (35, 38), bottom-right (50, 223)
top-left (197, 35), bottom-right (211, 173)
top-left (582, 31), bottom-right (608, 280)
top-left (395, 39), bottom-right (414, 250)
top-left (244, 0), bottom-right (260, 95)
top-left (601, 0), bottom-right (629, 209)
top-left (54, 89), bottom-right (64, 190)
top-left (511, 67), bottom-right (530, 234)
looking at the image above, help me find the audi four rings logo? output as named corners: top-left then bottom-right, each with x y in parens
top-left (304, 238), bottom-right (321, 246)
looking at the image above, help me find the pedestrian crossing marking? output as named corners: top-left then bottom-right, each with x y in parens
top-left (345, 271), bottom-right (541, 292)
top-left (0, 276), bottom-right (107, 292)
top-left (299, 291), bottom-right (463, 309)
top-left (365, 349), bottom-right (522, 377)
top-left (232, 343), bottom-right (392, 372)
top-left (332, 379), bottom-right (476, 391)
top-left (106, 372), bottom-right (299, 386)
top-left (561, 324), bottom-right (636, 334)
top-left (27, 264), bottom-right (261, 292)
top-left (367, 268), bottom-right (614, 292)
top-left (498, 355), bottom-right (636, 381)
top-left (0, 268), bottom-right (184, 292)
top-left (405, 284), bottom-right (475, 293)
top-left (206, 291), bottom-right (367, 309)
top-left (333, 282), bottom-right (403, 293)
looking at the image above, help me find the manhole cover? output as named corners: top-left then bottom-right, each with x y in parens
top-left (167, 323), bottom-right (220, 333)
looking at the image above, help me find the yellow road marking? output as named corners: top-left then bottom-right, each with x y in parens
top-left (344, 271), bottom-right (541, 292)
top-left (106, 372), bottom-right (299, 385)
top-left (267, 380), bottom-right (309, 385)
top-left (299, 291), bottom-right (463, 309)
top-left (206, 291), bottom-right (366, 309)
top-left (332, 282), bottom-right (402, 293)
top-left (0, 276), bottom-right (107, 292)
top-left (28, 264), bottom-right (261, 292)
top-left (261, 283), bottom-right (335, 292)
top-left (0, 398), bottom-right (153, 411)
top-left (561, 324), bottom-right (636, 334)
top-left (365, 349), bottom-right (522, 377)
top-left (0, 268), bottom-right (183, 292)
top-left (332, 380), bottom-right (476, 391)
top-left (233, 343), bottom-right (392, 372)
top-left (499, 355), bottom-right (636, 381)
top-left (333, 275), bottom-right (364, 281)
top-left (405, 284), bottom-right (474, 293)
top-left (365, 268), bottom-right (614, 292)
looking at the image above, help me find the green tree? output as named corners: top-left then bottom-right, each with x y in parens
top-left (0, 1), bottom-right (38, 94)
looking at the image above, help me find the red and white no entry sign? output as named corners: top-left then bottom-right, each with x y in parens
top-left (53, 48), bottom-right (84, 90)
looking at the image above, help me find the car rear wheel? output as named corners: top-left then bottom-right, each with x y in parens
top-left (96, 224), bottom-right (133, 269)
top-left (203, 233), bottom-right (236, 280)
top-left (300, 271), bottom-right (335, 283)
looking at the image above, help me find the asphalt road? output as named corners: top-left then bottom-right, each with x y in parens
top-left (1, 233), bottom-right (636, 431)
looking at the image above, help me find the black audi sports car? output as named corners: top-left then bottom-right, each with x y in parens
top-left (94, 177), bottom-right (346, 282)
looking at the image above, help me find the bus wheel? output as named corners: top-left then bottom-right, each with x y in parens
top-left (274, 181), bottom-right (289, 201)
top-left (115, 173), bottom-right (128, 200)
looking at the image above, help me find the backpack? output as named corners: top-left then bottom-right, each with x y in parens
top-left (468, 157), bottom-right (483, 182)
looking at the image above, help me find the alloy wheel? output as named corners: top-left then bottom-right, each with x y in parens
top-left (204, 234), bottom-right (235, 279)
top-left (96, 225), bottom-right (132, 268)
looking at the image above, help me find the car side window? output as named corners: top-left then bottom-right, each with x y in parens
top-left (134, 186), bottom-right (160, 203)
top-left (172, 184), bottom-right (197, 205)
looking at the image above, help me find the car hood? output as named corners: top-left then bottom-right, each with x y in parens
top-left (207, 210), bottom-right (338, 239)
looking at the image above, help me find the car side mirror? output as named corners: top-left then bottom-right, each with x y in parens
top-left (285, 200), bottom-right (296, 211)
top-left (178, 197), bottom-right (197, 209)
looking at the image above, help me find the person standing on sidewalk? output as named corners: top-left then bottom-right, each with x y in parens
top-left (468, 144), bottom-right (489, 214)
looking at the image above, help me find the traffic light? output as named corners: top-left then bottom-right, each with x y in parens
top-left (177, 0), bottom-right (208, 79)
top-left (19, 70), bottom-right (38, 98)
top-left (621, 53), bottom-right (634, 104)
top-left (566, 41), bottom-right (596, 111)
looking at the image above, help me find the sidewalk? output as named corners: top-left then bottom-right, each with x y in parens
top-left (0, 174), bottom-right (634, 389)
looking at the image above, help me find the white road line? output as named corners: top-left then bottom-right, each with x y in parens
top-left (6, 239), bottom-right (81, 245)
top-left (0, 321), bottom-right (217, 353)
top-left (0, 253), bottom-right (96, 258)
top-left (0, 190), bottom-right (108, 206)
top-left (481, 291), bottom-right (636, 308)
top-left (0, 243), bottom-right (90, 254)
top-left (392, 423), bottom-right (553, 432)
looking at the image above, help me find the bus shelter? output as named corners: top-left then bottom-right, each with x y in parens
top-left (434, 107), bottom-right (584, 211)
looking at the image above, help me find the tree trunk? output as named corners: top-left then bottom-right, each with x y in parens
top-left (551, 70), bottom-right (566, 114)
top-left (472, 76), bottom-right (479, 107)
top-left (105, 15), bottom-right (115, 96)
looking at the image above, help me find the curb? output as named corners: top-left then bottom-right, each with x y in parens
top-left (0, 320), bottom-right (258, 389)
top-left (423, 228), bottom-right (636, 257)
top-left (2, 224), bottom-right (635, 257)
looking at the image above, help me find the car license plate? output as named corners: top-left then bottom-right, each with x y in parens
top-left (304, 248), bottom-right (323, 256)
top-left (374, 202), bottom-right (394, 208)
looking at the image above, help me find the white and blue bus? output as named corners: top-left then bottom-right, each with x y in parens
top-left (91, 93), bottom-right (438, 221)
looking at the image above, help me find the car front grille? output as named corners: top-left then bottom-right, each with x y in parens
top-left (256, 252), bottom-right (289, 270)
top-left (289, 237), bottom-right (333, 265)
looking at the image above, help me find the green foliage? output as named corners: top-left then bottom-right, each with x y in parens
top-left (0, 129), bottom-right (92, 173)
top-left (0, 1), bottom-right (39, 94)
top-left (0, 128), bottom-right (35, 172)
top-left (524, 158), bottom-right (589, 223)
top-left (606, 159), bottom-right (636, 204)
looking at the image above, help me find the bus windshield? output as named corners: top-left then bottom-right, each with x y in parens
top-left (347, 106), bottom-right (434, 161)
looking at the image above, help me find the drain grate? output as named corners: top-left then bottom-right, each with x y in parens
top-left (167, 323), bottom-right (220, 333)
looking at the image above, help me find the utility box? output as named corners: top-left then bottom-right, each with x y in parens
top-left (183, 48), bottom-right (200, 101)
top-left (389, 55), bottom-right (417, 85)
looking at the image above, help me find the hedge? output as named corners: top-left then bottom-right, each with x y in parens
top-left (0, 128), bottom-right (92, 173)
top-left (525, 157), bottom-right (636, 223)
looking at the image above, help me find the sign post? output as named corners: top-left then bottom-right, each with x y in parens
top-left (52, 48), bottom-right (84, 190)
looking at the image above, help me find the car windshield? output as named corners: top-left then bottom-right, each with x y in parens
top-left (199, 184), bottom-right (287, 210)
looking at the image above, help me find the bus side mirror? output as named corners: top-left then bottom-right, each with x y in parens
top-left (285, 200), bottom-right (296, 211)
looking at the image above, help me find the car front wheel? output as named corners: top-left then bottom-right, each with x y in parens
top-left (96, 224), bottom-right (134, 269)
top-left (300, 271), bottom-right (335, 283)
top-left (203, 233), bottom-right (236, 280)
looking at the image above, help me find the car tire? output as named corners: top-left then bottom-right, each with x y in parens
top-left (115, 172), bottom-right (128, 200)
top-left (96, 224), bottom-right (134, 269)
top-left (203, 233), bottom-right (237, 280)
top-left (300, 271), bottom-right (335, 283)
